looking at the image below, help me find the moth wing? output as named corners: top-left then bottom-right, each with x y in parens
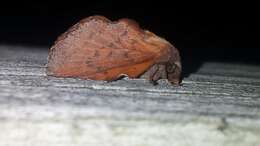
top-left (47, 16), bottom-right (166, 81)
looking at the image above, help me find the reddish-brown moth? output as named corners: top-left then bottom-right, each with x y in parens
top-left (47, 15), bottom-right (181, 85)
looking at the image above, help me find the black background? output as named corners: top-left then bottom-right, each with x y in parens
top-left (0, 1), bottom-right (259, 75)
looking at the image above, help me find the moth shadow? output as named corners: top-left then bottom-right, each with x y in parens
top-left (181, 59), bottom-right (203, 80)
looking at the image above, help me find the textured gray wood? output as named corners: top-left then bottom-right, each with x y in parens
top-left (0, 45), bottom-right (260, 146)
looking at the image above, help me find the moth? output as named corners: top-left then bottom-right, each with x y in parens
top-left (47, 15), bottom-right (181, 85)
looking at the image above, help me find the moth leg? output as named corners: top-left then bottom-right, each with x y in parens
top-left (141, 64), bottom-right (167, 85)
top-left (166, 63), bottom-right (181, 85)
top-left (140, 64), bottom-right (159, 84)
top-left (150, 64), bottom-right (167, 83)
top-left (149, 64), bottom-right (160, 85)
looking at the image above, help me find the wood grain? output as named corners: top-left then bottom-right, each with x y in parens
top-left (0, 45), bottom-right (260, 146)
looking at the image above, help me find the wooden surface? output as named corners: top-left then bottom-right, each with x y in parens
top-left (0, 45), bottom-right (260, 146)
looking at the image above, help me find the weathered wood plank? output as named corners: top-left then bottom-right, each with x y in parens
top-left (0, 45), bottom-right (260, 146)
top-left (1, 83), bottom-right (260, 119)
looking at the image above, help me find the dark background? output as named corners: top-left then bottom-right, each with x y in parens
top-left (0, 2), bottom-right (259, 75)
